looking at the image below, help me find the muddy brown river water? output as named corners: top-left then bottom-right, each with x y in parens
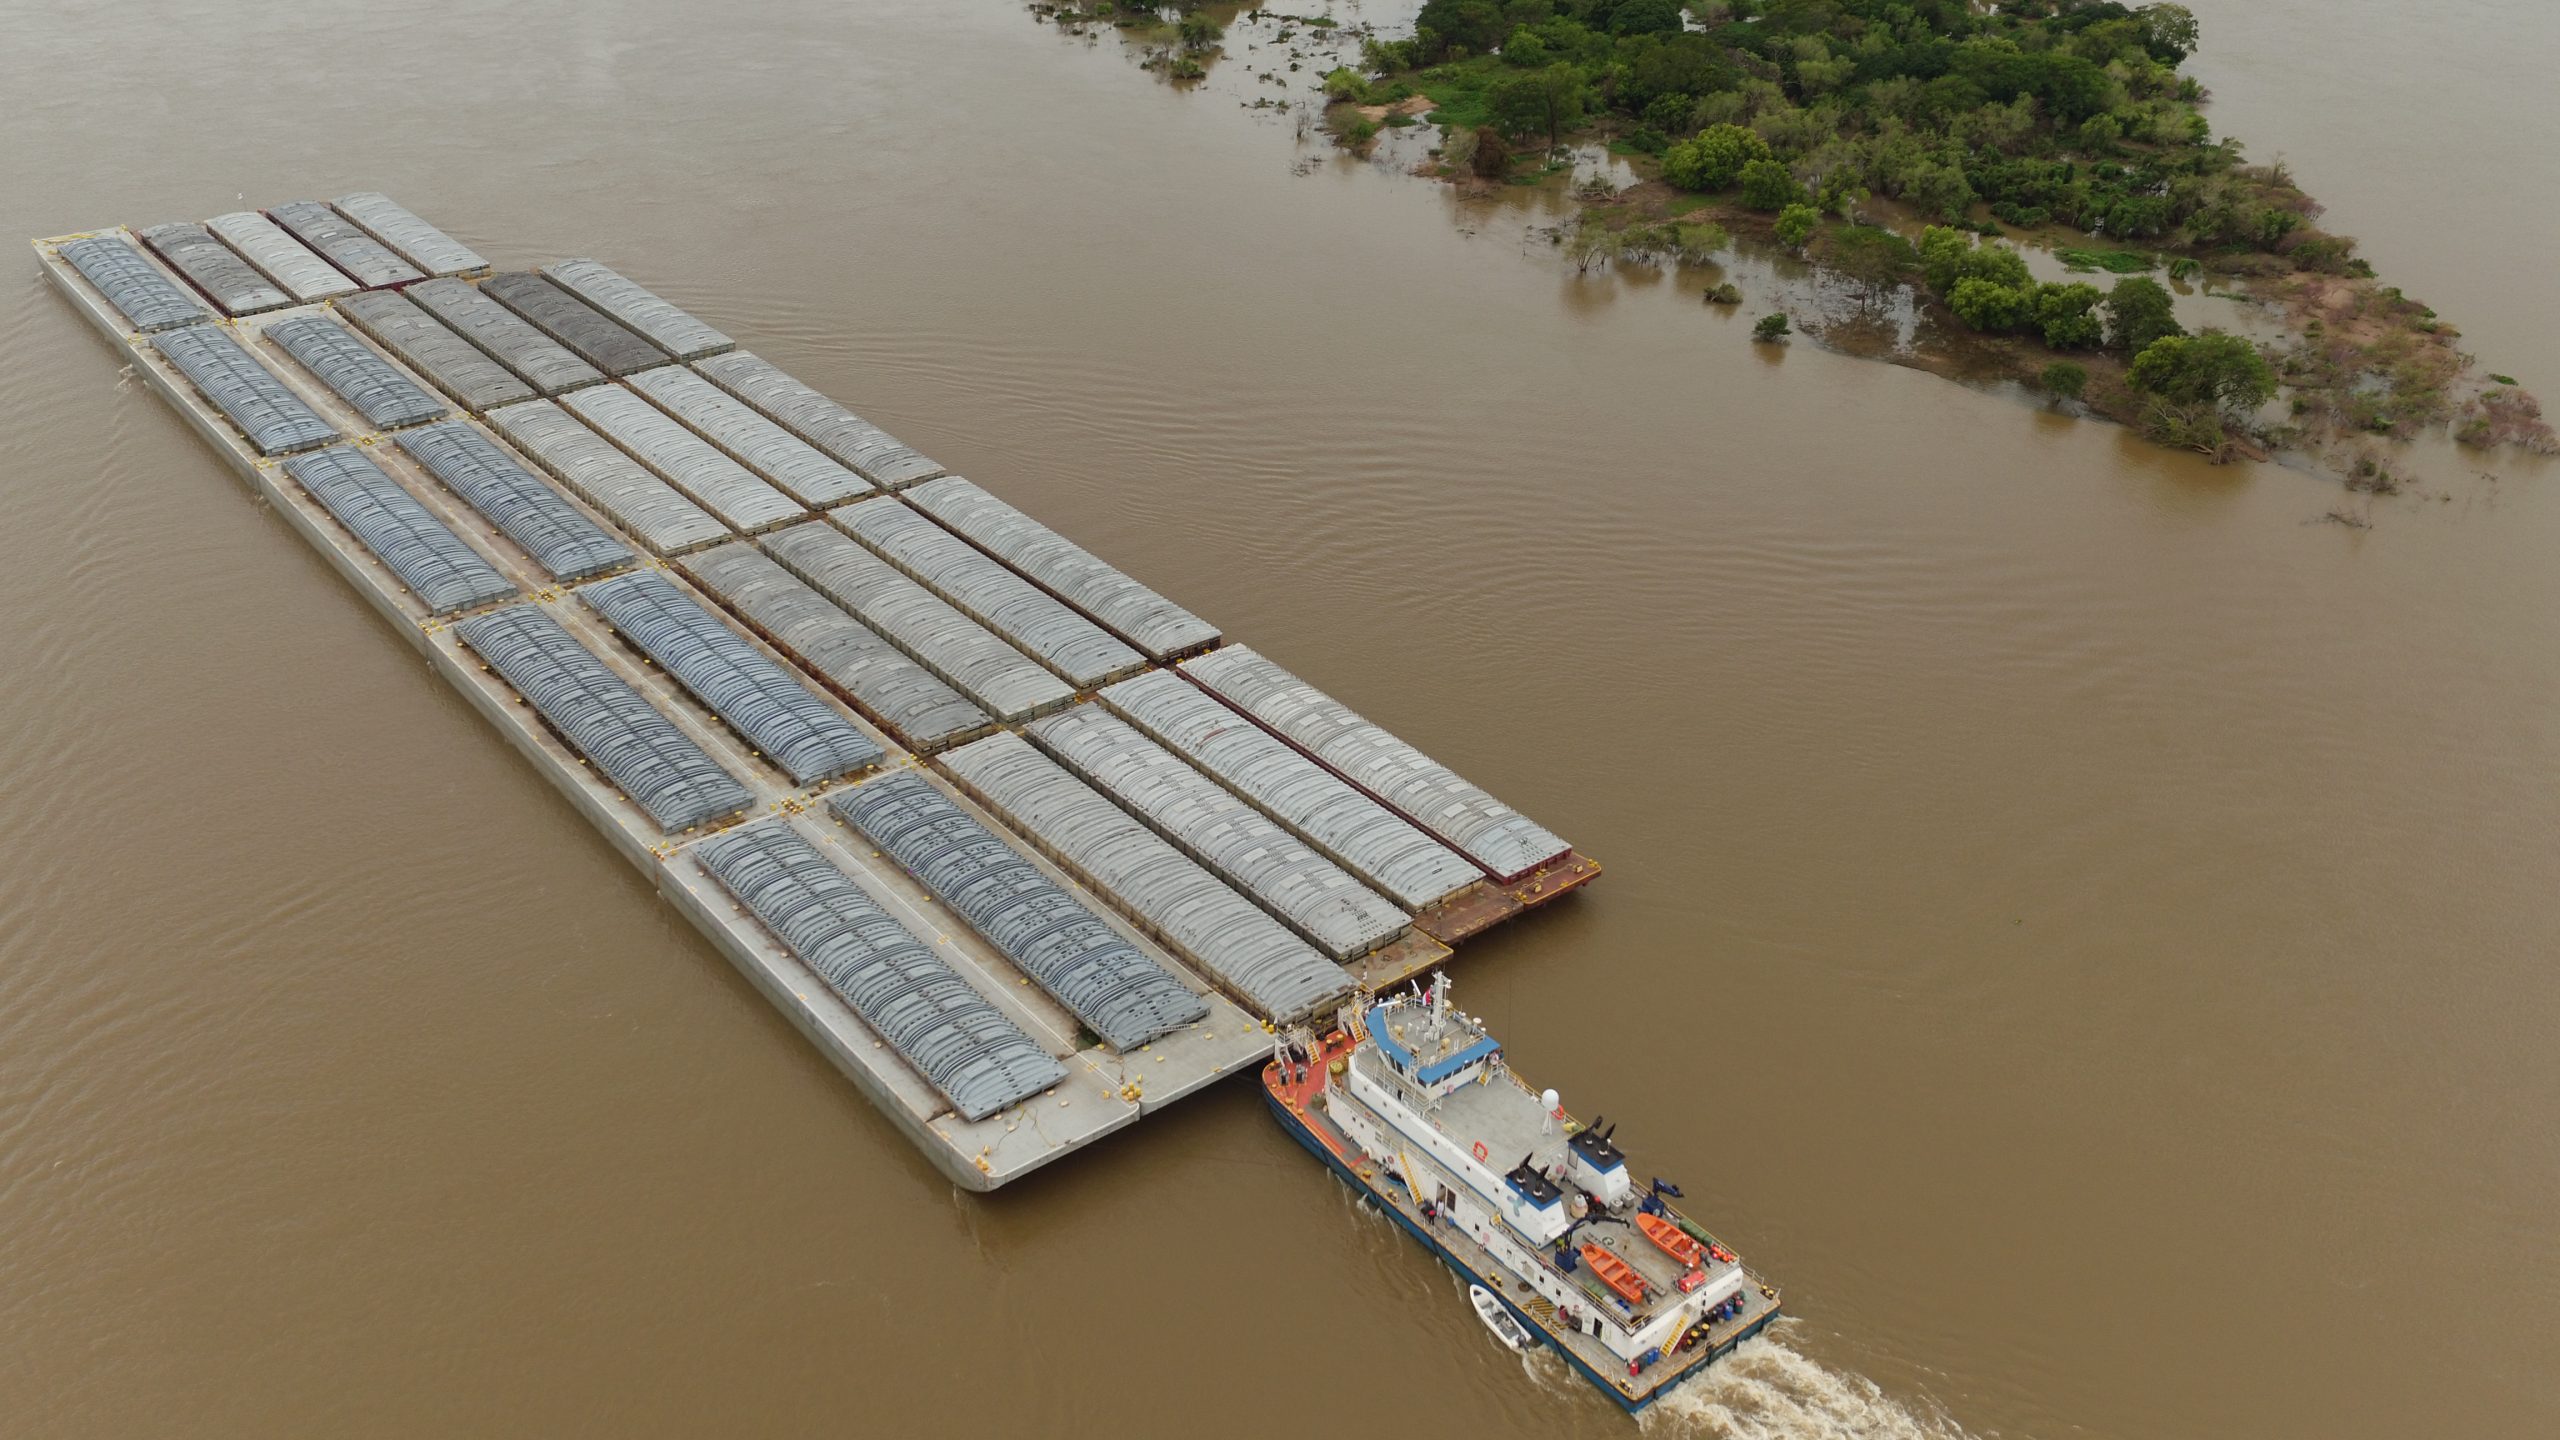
top-left (2, 3), bottom-right (2554, 1437)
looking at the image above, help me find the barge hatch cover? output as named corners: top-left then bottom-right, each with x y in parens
top-left (281, 445), bottom-right (518, 617)
top-left (139, 222), bottom-right (288, 316)
top-left (542, 258), bottom-right (732, 360)
top-left (480, 271), bottom-right (667, 376)
top-left (905, 476), bottom-right (1218, 662)
top-left (578, 570), bottom-right (884, 787)
top-left (1097, 669), bottom-right (1479, 911)
top-left (393, 420), bottom-right (635, 584)
top-left (269, 199), bottom-right (424, 289)
top-left (331, 191), bottom-right (487, 278)
top-left (265, 314), bottom-right (452, 432)
top-left (831, 770), bottom-right (1210, 1052)
top-left (409, 277), bottom-right (605, 396)
top-left (561, 382), bottom-right (805, 534)
top-left (453, 603), bottom-right (753, 834)
top-left (681, 542), bottom-right (991, 753)
top-left (485, 399), bottom-right (729, 556)
top-left (696, 822), bottom-right (1066, 1122)
top-left (1182, 645), bottom-right (1572, 882)
top-left (763, 520), bottom-right (1072, 723)
top-left (833, 498), bottom-right (1145, 689)
top-left (59, 233), bottom-right (209, 332)
top-left (1025, 705), bottom-right (1410, 961)
top-left (693, 350), bottom-right (946, 488)
top-left (625, 365), bottom-right (869, 507)
top-left (337, 290), bottom-right (536, 414)
top-left (940, 731), bottom-right (1355, 1025)
top-left (206, 211), bottom-right (354, 301)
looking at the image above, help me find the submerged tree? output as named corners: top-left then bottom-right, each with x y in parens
top-left (1662, 123), bottom-right (1771, 193)
top-left (2129, 331), bottom-right (2276, 415)
top-left (1489, 63), bottom-right (1586, 152)
top-left (2105, 277), bottom-right (2184, 354)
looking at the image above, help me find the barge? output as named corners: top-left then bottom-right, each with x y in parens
top-left (34, 192), bottom-right (1599, 1190)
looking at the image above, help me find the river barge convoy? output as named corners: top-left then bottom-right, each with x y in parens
top-left (36, 193), bottom-right (1773, 1410)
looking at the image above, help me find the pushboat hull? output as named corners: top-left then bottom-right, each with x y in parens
top-left (1264, 1080), bottom-right (1778, 1416)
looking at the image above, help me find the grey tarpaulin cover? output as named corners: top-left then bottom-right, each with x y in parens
top-left (138, 222), bottom-right (288, 316)
top-left (831, 772), bottom-right (1207, 1051)
top-left (680, 542), bottom-right (988, 751)
top-left (479, 271), bottom-right (665, 376)
top-left (149, 325), bottom-right (339, 456)
top-left (394, 420), bottom-right (633, 583)
top-left (693, 351), bottom-right (945, 488)
top-left (336, 290), bottom-right (534, 413)
top-left (266, 314), bottom-right (451, 431)
top-left (941, 732), bottom-right (1354, 1024)
top-left (409, 278), bottom-right (604, 395)
top-left (579, 570), bottom-right (881, 785)
top-left (453, 604), bottom-right (751, 832)
top-left (695, 822), bottom-right (1066, 1121)
top-left (61, 234), bottom-right (209, 332)
top-left (281, 446), bottom-right (518, 615)
top-left (269, 199), bottom-right (424, 288)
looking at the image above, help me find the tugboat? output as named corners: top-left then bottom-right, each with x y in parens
top-left (1264, 974), bottom-right (1781, 1414)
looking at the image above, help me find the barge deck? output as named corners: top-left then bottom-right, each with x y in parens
top-left (36, 195), bottom-right (1599, 1190)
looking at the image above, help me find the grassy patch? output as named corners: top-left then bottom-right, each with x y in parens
top-left (2056, 247), bottom-right (2157, 274)
top-left (1811, 224), bottom-right (1920, 286)
top-left (1411, 58), bottom-right (1499, 134)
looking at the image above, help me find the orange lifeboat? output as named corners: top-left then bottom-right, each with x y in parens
top-left (1635, 1213), bottom-right (1704, 1268)
top-left (1580, 1243), bottom-right (1649, 1305)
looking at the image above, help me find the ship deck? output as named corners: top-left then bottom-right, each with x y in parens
top-left (1271, 1033), bottom-right (1781, 1410)
top-left (36, 196), bottom-right (1601, 1188)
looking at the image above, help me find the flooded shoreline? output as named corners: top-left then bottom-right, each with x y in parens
top-left (1046, 1), bottom-right (2549, 494)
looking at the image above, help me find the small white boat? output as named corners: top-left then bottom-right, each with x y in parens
top-left (1470, 1284), bottom-right (1533, 1352)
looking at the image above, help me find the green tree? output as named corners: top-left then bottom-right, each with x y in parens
top-left (1413, 0), bottom-right (1507, 58)
top-left (1815, 165), bottom-right (1868, 218)
top-left (1177, 12), bottom-right (1223, 50)
top-left (1737, 157), bottom-right (1805, 211)
top-left (1900, 158), bottom-right (1978, 222)
top-left (1814, 226), bottom-right (1920, 288)
top-left (1754, 313), bottom-right (1792, 342)
top-left (2035, 282), bottom-right (2107, 348)
top-left (1323, 68), bottom-right (1370, 103)
top-left (1489, 63), bottom-right (1587, 150)
top-left (1773, 204), bottom-right (1820, 248)
top-left (2105, 276), bottom-right (2183, 353)
top-left (2041, 362), bottom-right (2090, 399)
top-left (1611, 0), bottom-right (1688, 35)
top-left (1501, 26), bottom-right (1548, 67)
top-left (1949, 277), bottom-right (2034, 331)
top-left (1662, 123), bottom-right (1772, 192)
top-left (2127, 331), bottom-right (2275, 415)
top-left (1919, 226), bottom-right (2031, 295)
top-left (2137, 4), bottom-right (2201, 63)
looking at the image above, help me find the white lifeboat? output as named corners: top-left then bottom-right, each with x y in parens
top-left (1470, 1284), bottom-right (1533, 1352)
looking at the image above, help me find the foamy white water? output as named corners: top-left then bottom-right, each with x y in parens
top-left (1641, 1331), bottom-right (1978, 1440)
